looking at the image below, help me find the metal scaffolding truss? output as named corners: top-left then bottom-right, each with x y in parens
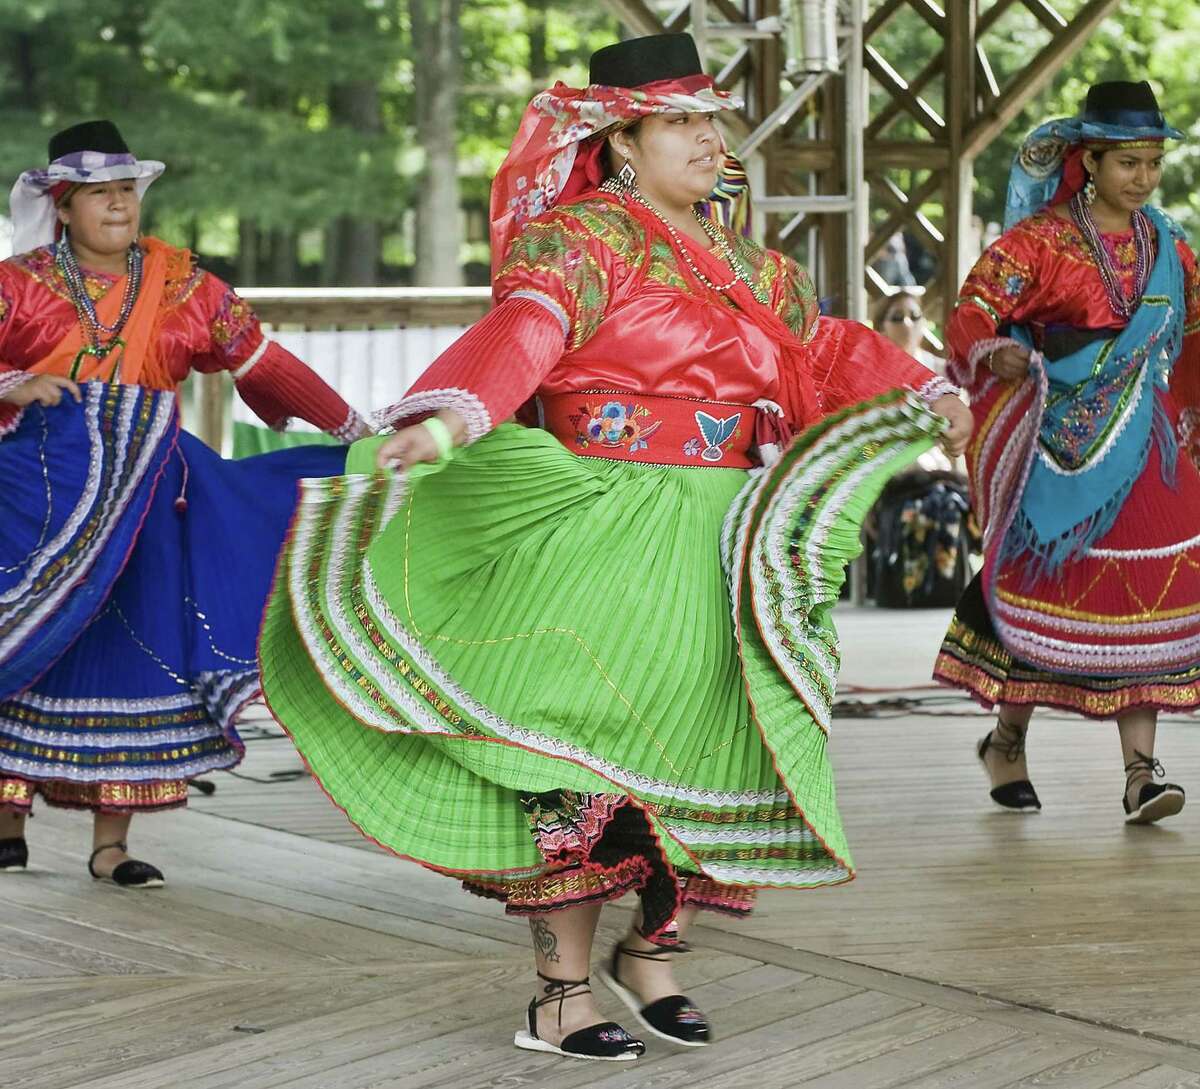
top-left (601, 0), bottom-right (1121, 325)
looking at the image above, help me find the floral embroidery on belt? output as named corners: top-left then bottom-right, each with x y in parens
top-left (570, 399), bottom-right (663, 453)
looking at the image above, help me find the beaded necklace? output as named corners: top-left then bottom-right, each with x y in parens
top-left (1068, 191), bottom-right (1152, 321)
top-left (56, 232), bottom-right (143, 380)
top-left (600, 178), bottom-right (769, 305)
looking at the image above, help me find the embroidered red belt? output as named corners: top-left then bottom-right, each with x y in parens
top-left (538, 390), bottom-right (786, 469)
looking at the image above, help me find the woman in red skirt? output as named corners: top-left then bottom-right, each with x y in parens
top-left (934, 80), bottom-right (1200, 824)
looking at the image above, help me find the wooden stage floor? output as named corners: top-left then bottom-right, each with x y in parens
top-left (4, 608), bottom-right (1200, 1088)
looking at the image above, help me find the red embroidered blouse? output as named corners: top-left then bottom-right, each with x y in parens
top-left (377, 195), bottom-right (945, 443)
top-left (947, 209), bottom-right (1200, 411)
top-left (0, 241), bottom-right (368, 441)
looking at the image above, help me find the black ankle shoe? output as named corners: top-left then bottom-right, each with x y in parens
top-left (88, 842), bottom-right (165, 888)
top-left (1123, 752), bottom-right (1185, 825)
top-left (597, 941), bottom-right (711, 1047)
top-left (977, 723), bottom-right (1041, 812)
top-left (513, 972), bottom-right (644, 1061)
top-left (0, 837), bottom-right (28, 871)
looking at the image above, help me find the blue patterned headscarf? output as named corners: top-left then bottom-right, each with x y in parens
top-left (1004, 102), bottom-right (1183, 230)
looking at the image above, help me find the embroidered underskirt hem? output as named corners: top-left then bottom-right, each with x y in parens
top-left (0, 774), bottom-right (190, 814)
top-left (935, 615), bottom-right (1200, 718)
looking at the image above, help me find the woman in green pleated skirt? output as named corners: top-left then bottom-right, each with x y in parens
top-left (260, 32), bottom-right (970, 1062)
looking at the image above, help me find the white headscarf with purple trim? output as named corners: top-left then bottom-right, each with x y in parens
top-left (9, 149), bottom-right (165, 255)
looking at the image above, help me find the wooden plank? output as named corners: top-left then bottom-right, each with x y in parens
top-left (10, 963), bottom-right (521, 1089)
top-left (977, 0), bottom-right (1026, 36)
top-left (1105, 1069), bottom-right (1200, 1089)
top-left (866, 53), bottom-right (944, 140)
top-left (689, 1005), bottom-right (992, 1088)
top-left (375, 982), bottom-right (894, 1089)
top-left (871, 1038), bottom-right (1104, 1089)
top-left (864, 47), bottom-right (945, 138)
top-left (0, 977), bottom-right (230, 1048)
top-left (866, 173), bottom-right (944, 258)
top-left (1000, 1049), bottom-right (1158, 1089)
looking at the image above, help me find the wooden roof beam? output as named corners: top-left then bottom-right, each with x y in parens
top-left (977, 0), bottom-right (1025, 37)
top-left (865, 0), bottom-right (907, 39)
top-left (664, 0), bottom-right (690, 32)
top-left (1023, 0), bottom-right (1068, 34)
top-left (714, 46), bottom-right (751, 91)
top-left (866, 54), bottom-right (943, 139)
top-left (709, 0), bottom-right (748, 23)
top-left (869, 171), bottom-right (922, 215)
top-left (965, 0), bottom-right (1122, 158)
top-left (865, 46), bottom-right (946, 137)
top-left (598, 0), bottom-right (664, 37)
top-left (908, 0), bottom-right (947, 33)
top-left (975, 44), bottom-right (1000, 103)
top-left (866, 141), bottom-right (950, 170)
top-left (777, 143), bottom-right (837, 173)
top-left (866, 173), bottom-right (943, 257)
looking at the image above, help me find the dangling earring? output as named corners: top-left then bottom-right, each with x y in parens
top-left (1084, 173), bottom-right (1097, 206)
top-left (600, 159), bottom-right (638, 198)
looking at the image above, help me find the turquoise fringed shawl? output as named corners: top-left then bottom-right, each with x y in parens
top-left (1004, 206), bottom-right (1185, 572)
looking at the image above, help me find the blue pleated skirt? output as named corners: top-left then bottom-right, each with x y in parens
top-left (0, 381), bottom-right (346, 811)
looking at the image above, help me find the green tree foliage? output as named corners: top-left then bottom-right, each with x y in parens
top-left (0, 0), bottom-right (611, 282)
top-left (873, 0), bottom-right (1200, 233)
top-left (3, 1), bottom-right (1196, 283)
top-left (973, 0), bottom-right (1200, 233)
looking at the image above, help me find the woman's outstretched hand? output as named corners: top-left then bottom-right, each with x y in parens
top-left (375, 409), bottom-right (468, 470)
top-left (931, 393), bottom-right (973, 458)
top-left (1, 375), bottom-right (82, 407)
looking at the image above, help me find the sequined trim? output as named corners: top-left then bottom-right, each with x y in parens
top-left (330, 407), bottom-right (372, 444)
top-left (934, 617), bottom-right (1200, 718)
top-left (462, 855), bottom-right (651, 914)
top-left (0, 370), bottom-right (32, 398)
top-left (507, 290), bottom-right (570, 339)
top-left (210, 288), bottom-right (257, 357)
top-left (0, 775), bottom-right (190, 814)
top-left (372, 388), bottom-right (492, 445)
top-left (681, 875), bottom-right (757, 917)
top-left (913, 376), bottom-right (960, 404)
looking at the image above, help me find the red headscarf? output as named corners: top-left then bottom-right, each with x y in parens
top-left (489, 75), bottom-right (741, 278)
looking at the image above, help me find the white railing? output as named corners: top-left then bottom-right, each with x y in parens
top-left (194, 287), bottom-right (492, 450)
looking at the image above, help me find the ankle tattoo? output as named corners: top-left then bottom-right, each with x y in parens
top-left (530, 918), bottom-right (560, 963)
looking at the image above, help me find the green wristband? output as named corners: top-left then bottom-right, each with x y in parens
top-left (421, 415), bottom-right (455, 461)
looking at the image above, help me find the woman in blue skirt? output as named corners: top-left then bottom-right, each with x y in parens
top-left (0, 121), bottom-right (369, 885)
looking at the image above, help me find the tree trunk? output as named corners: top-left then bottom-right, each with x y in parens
top-left (270, 228), bottom-right (299, 285)
top-left (409, 0), bottom-right (463, 286)
top-left (319, 222), bottom-right (338, 287)
top-left (527, 0), bottom-right (551, 83)
top-left (237, 219), bottom-right (258, 287)
top-left (329, 78), bottom-right (383, 285)
top-left (13, 33), bottom-right (38, 109)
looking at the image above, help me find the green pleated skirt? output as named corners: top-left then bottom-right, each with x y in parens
top-left (259, 393), bottom-right (940, 929)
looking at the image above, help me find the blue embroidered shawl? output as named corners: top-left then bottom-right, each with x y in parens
top-left (1004, 205), bottom-right (1185, 571)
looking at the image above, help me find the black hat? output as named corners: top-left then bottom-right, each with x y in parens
top-left (48, 120), bottom-right (132, 163)
top-left (12, 118), bottom-right (165, 255)
top-left (1080, 81), bottom-right (1174, 133)
top-left (589, 33), bottom-right (704, 89)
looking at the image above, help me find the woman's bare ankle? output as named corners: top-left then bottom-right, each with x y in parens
top-left (531, 978), bottom-right (605, 1044)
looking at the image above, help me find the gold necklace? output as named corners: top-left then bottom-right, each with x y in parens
top-left (603, 180), bottom-right (768, 304)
